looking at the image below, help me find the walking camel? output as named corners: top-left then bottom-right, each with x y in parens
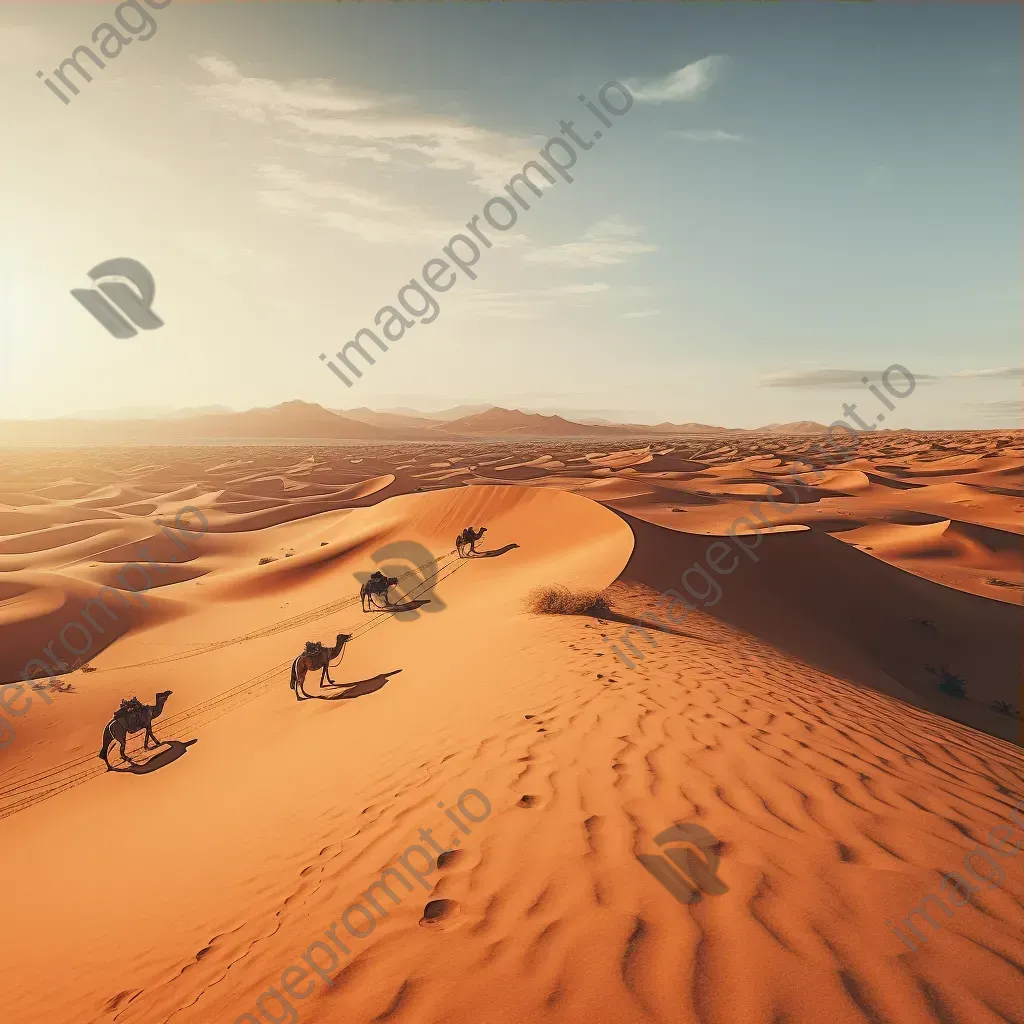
top-left (360, 571), bottom-right (399, 611)
top-left (456, 526), bottom-right (487, 557)
top-left (98, 691), bottom-right (173, 769)
top-left (290, 633), bottom-right (352, 698)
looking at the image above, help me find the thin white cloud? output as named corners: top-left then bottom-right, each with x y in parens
top-left (760, 369), bottom-right (940, 389)
top-left (763, 367), bottom-right (1023, 388)
top-left (666, 129), bottom-right (748, 143)
top-left (523, 218), bottom-right (658, 268)
top-left (194, 55), bottom-right (544, 194)
top-left (194, 55), bottom-right (381, 121)
top-left (626, 56), bottom-right (726, 104)
top-left (972, 399), bottom-right (1024, 422)
top-left (621, 309), bottom-right (661, 319)
top-left (949, 367), bottom-right (1023, 380)
top-left (281, 112), bottom-right (542, 193)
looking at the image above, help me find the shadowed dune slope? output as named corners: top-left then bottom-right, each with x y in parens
top-left (613, 510), bottom-right (1022, 742)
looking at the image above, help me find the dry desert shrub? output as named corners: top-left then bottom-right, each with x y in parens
top-left (927, 664), bottom-right (967, 699)
top-left (526, 585), bottom-right (611, 618)
top-left (259, 556), bottom-right (276, 565)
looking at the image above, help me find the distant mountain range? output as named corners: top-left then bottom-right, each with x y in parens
top-left (438, 407), bottom-right (631, 436)
top-left (0, 401), bottom-right (834, 442)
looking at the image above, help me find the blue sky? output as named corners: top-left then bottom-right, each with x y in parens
top-left (0, 2), bottom-right (1019, 427)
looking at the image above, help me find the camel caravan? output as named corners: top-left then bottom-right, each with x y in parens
top-left (99, 526), bottom-right (495, 755)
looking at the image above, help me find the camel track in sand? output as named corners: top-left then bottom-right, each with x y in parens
top-left (91, 549), bottom-right (461, 674)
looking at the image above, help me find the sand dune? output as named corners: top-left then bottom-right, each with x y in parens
top-left (1, 434), bottom-right (1022, 1024)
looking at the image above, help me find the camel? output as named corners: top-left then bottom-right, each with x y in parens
top-left (456, 526), bottom-right (487, 557)
top-left (290, 633), bottom-right (352, 698)
top-left (360, 570), bottom-right (399, 611)
top-left (98, 691), bottom-right (173, 769)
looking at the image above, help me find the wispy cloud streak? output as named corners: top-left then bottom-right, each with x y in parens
top-left (626, 56), bottom-right (726, 104)
top-left (666, 129), bottom-right (748, 143)
top-left (759, 369), bottom-right (938, 389)
top-left (523, 218), bottom-right (658, 268)
top-left (760, 367), bottom-right (1023, 389)
top-left (949, 367), bottom-right (1023, 380)
top-left (194, 55), bottom-right (541, 193)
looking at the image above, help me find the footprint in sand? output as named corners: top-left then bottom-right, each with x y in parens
top-left (437, 849), bottom-right (464, 869)
top-left (517, 795), bottom-right (539, 808)
top-left (419, 899), bottom-right (460, 927)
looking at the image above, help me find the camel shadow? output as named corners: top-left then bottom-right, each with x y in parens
top-left (367, 598), bottom-right (431, 615)
top-left (300, 669), bottom-right (402, 701)
top-left (467, 543), bottom-right (520, 558)
top-left (389, 597), bottom-right (436, 623)
top-left (108, 739), bottom-right (198, 774)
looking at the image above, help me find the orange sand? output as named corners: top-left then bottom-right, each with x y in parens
top-left (1, 433), bottom-right (1022, 1024)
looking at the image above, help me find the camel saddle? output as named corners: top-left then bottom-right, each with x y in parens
top-left (115, 697), bottom-right (145, 732)
top-left (368, 570), bottom-right (388, 585)
top-left (304, 640), bottom-right (327, 660)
